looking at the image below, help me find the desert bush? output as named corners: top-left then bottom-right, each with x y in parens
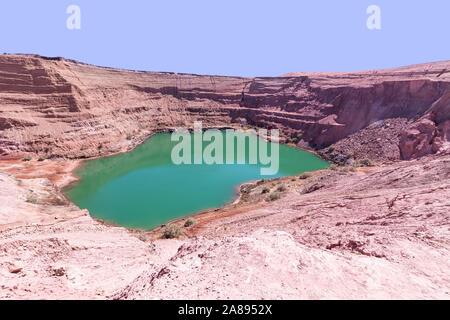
top-left (266, 192), bottom-right (281, 202)
top-left (23, 156), bottom-right (32, 162)
top-left (38, 157), bottom-right (45, 162)
top-left (359, 158), bottom-right (373, 167)
top-left (184, 218), bottom-right (197, 228)
top-left (261, 187), bottom-right (270, 194)
top-left (161, 224), bottom-right (183, 239)
top-left (277, 184), bottom-right (287, 192)
top-left (126, 134), bottom-right (133, 140)
top-left (299, 173), bottom-right (312, 179)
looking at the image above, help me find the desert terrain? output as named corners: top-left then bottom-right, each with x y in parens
top-left (0, 54), bottom-right (448, 299)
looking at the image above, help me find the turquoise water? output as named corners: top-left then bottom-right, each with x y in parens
top-left (65, 132), bottom-right (329, 229)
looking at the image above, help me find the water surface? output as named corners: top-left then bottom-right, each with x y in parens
top-left (65, 132), bottom-right (328, 229)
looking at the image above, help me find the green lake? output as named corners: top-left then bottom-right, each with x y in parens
top-left (64, 132), bottom-right (329, 229)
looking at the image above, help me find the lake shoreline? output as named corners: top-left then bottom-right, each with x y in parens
top-left (63, 127), bottom-right (329, 234)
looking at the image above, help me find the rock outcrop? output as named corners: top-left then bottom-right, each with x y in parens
top-left (399, 91), bottom-right (450, 159)
top-left (1, 54), bottom-right (449, 160)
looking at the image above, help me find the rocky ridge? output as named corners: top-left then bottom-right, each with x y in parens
top-left (0, 54), bottom-right (449, 160)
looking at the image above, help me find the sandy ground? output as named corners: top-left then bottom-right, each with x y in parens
top-left (0, 155), bottom-right (448, 299)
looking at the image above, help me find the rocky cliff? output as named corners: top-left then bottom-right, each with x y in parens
top-left (1, 54), bottom-right (449, 160)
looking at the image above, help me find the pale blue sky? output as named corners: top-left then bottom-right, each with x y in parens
top-left (0, 0), bottom-right (448, 76)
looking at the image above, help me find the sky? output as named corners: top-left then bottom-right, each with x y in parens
top-left (0, 0), bottom-right (449, 77)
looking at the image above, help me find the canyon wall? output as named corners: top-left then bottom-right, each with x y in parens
top-left (0, 54), bottom-right (449, 160)
top-left (0, 54), bottom-right (449, 299)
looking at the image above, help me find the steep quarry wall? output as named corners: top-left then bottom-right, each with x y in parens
top-left (0, 55), bottom-right (450, 159)
top-left (0, 54), bottom-right (449, 160)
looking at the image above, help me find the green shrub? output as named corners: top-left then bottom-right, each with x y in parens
top-left (359, 158), bottom-right (373, 167)
top-left (261, 187), bottom-right (270, 194)
top-left (184, 218), bottom-right (197, 228)
top-left (266, 192), bottom-right (281, 202)
top-left (126, 135), bottom-right (133, 140)
top-left (299, 173), bottom-right (312, 180)
top-left (23, 156), bottom-right (32, 162)
top-left (161, 224), bottom-right (183, 239)
top-left (277, 184), bottom-right (287, 192)
top-left (38, 157), bottom-right (45, 162)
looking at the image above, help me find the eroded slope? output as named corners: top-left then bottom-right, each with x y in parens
top-left (0, 54), bottom-right (449, 160)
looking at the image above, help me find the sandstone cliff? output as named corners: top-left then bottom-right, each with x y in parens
top-left (1, 54), bottom-right (449, 160)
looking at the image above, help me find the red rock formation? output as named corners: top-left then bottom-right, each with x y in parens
top-left (399, 91), bottom-right (450, 159)
top-left (0, 55), bottom-right (449, 300)
top-left (0, 54), bottom-right (449, 160)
